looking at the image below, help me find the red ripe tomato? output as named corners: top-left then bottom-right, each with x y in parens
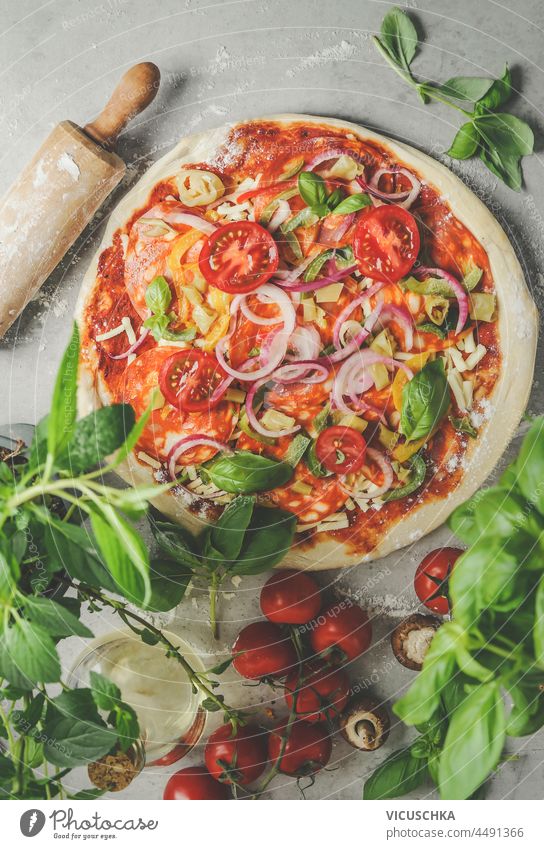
top-left (353, 205), bottom-right (420, 283)
top-left (232, 622), bottom-right (297, 680)
top-left (204, 723), bottom-right (267, 785)
top-left (268, 721), bottom-right (332, 776)
top-left (158, 349), bottom-right (227, 412)
top-left (163, 766), bottom-right (231, 800)
top-left (415, 547), bottom-right (463, 615)
top-left (310, 603), bottom-right (372, 662)
top-left (260, 570), bottom-right (322, 625)
top-left (199, 221), bottom-right (279, 293)
top-left (315, 426), bottom-right (366, 475)
top-left (284, 660), bottom-right (350, 723)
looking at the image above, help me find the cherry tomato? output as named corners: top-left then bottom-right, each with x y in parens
top-left (199, 221), bottom-right (279, 293)
top-left (415, 547), bottom-right (463, 615)
top-left (353, 205), bottom-right (420, 283)
top-left (204, 723), bottom-right (268, 785)
top-left (315, 426), bottom-right (366, 475)
top-left (260, 570), bottom-right (322, 625)
top-left (163, 766), bottom-right (231, 800)
top-left (284, 660), bottom-right (350, 723)
top-left (310, 603), bottom-right (372, 662)
top-left (268, 721), bottom-right (332, 776)
top-left (232, 622), bottom-right (297, 680)
top-left (158, 349), bottom-right (227, 412)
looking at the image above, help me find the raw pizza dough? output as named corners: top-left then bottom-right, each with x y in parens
top-left (76, 114), bottom-right (538, 571)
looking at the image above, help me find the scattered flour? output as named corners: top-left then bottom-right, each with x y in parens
top-left (287, 41), bottom-right (356, 77)
top-left (56, 152), bottom-right (80, 182)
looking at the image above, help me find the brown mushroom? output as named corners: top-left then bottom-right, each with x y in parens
top-left (339, 697), bottom-right (390, 751)
top-left (391, 613), bottom-right (441, 671)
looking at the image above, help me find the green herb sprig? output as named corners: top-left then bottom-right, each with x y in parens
top-left (282, 171), bottom-right (371, 232)
top-left (143, 275), bottom-right (196, 343)
top-left (374, 7), bottom-right (534, 190)
top-left (365, 416), bottom-right (544, 800)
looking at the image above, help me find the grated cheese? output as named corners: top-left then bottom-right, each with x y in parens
top-left (447, 369), bottom-right (467, 412)
top-left (464, 331), bottom-right (476, 354)
top-left (158, 338), bottom-right (190, 349)
top-left (464, 344), bottom-right (486, 371)
top-left (449, 347), bottom-right (467, 373)
top-left (121, 317), bottom-right (136, 346)
top-left (137, 451), bottom-right (162, 470)
top-left (463, 379), bottom-right (474, 410)
top-left (96, 323), bottom-right (125, 342)
top-left (317, 516), bottom-right (349, 531)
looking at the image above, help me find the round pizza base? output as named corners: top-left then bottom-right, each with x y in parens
top-left (76, 114), bottom-right (538, 571)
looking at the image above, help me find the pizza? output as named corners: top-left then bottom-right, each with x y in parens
top-left (76, 115), bottom-right (537, 570)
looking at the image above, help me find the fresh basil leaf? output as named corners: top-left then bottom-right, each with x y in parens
top-left (534, 574), bottom-right (544, 669)
top-left (0, 620), bottom-right (60, 687)
top-left (47, 323), bottom-right (80, 459)
top-left (90, 671), bottom-right (122, 711)
top-left (474, 113), bottom-right (534, 157)
top-left (108, 398), bottom-right (154, 470)
top-left (364, 747), bottom-right (428, 800)
top-left (208, 495), bottom-right (255, 562)
top-left (144, 558), bottom-right (192, 612)
top-left (22, 596), bottom-right (93, 638)
top-left (394, 623), bottom-right (459, 725)
top-left (449, 415), bottom-right (478, 438)
top-left (448, 540), bottom-right (487, 626)
top-left (42, 517), bottom-right (118, 593)
top-left (326, 187), bottom-right (345, 210)
top-left (42, 690), bottom-right (115, 767)
top-left (0, 538), bottom-right (20, 604)
top-left (437, 76), bottom-right (494, 103)
top-left (90, 507), bottom-right (151, 606)
top-left (506, 680), bottom-right (544, 736)
top-left (208, 451), bottom-right (293, 494)
top-left (438, 681), bottom-right (506, 800)
top-left (60, 404), bottom-right (136, 475)
top-left (475, 65), bottom-right (512, 113)
top-left (479, 145), bottom-right (522, 192)
top-left (514, 417), bottom-right (544, 516)
top-left (145, 275), bottom-right (171, 314)
top-left (298, 171), bottom-right (328, 209)
top-left (331, 193), bottom-right (372, 214)
top-left (379, 6), bottom-right (419, 71)
top-left (446, 121), bottom-right (480, 160)
top-left (161, 325), bottom-right (196, 343)
top-left (149, 511), bottom-right (203, 569)
top-left (400, 359), bottom-right (449, 443)
top-left (143, 313), bottom-right (170, 341)
top-left (235, 506), bottom-right (297, 574)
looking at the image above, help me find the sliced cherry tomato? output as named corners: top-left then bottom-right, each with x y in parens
top-left (199, 221), bottom-right (279, 293)
top-left (415, 547), bottom-right (463, 615)
top-left (268, 721), bottom-right (332, 776)
top-left (310, 603), bottom-right (372, 662)
top-left (163, 766), bottom-right (231, 800)
top-left (260, 570), bottom-right (322, 625)
top-left (284, 660), bottom-right (350, 723)
top-left (315, 426), bottom-right (366, 475)
top-left (353, 205), bottom-right (420, 283)
top-left (205, 723), bottom-right (268, 786)
top-left (158, 349), bottom-right (226, 412)
top-left (232, 622), bottom-right (297, 680)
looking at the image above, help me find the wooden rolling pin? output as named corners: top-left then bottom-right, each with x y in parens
top-left (0, 62), bottom-right (161, 337)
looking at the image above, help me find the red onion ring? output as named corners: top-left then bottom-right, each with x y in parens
top-left (167, 434), bottom-right (232, 480)
top-left (378, 304), bottom-right (415, 351)
top-left (413, 266), bottom-right (468, 335)
top-left (108, 328), bottom-right (150, 360)
top-left (159, 210), bottom-right (217, 235)
top-left (332, 281), bottom-right (386, 349)
top-left (287, 325), bottom-right (321, 361)
top-left (340, 447), bottom-right (395, 500)
top-left (268, 199), bottom-right (291, 233)
top-left (272, 361), bottom-right (330, 385)
top-left (274, 253), bottom-right (319, 286)
top-left (276, 260), bottom-right (358, 293)
top-left (245, 379), bottom-right (301, 439)
top-left (356, 167), bottom-right (421, 210)
top-left (332, 350), bottom-right (413, 415)
top-left (306, 148), bottom-right (364, 172)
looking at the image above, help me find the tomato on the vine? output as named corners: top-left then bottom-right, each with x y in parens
top-left (310, 603), bottom-right (372, 662)
top-left (353, 204), bottom-right (420, 283)
top-left (284, 660), bottom-right (350, 723)
top-left (199, 221), bottom-right (279, 293)
top-left (268, 721), bottom-right (332, 776)
top-left (260, 570), bottom-right (322, 625)
top-left (414, 547), bottom-right (463, 614)
top-left (158, 349), bottom-right (226, 411)
top-left (163, 766), bottom-right (231, 800)
top-left (232, 622), bottom-right (297, 680)
top-left (204, 723), bottom-right (268, 785)
top-left (315, 426), bottom-right (366, 475)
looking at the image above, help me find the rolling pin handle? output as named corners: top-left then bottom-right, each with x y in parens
top-left (84, 62), bottom-right (161, 151)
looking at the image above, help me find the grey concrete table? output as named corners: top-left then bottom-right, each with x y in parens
top-left (1, 0), bottom-right (543, 800)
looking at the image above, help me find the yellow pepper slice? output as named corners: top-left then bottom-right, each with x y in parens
top-left (392, 351), bottom-right (432, 412)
